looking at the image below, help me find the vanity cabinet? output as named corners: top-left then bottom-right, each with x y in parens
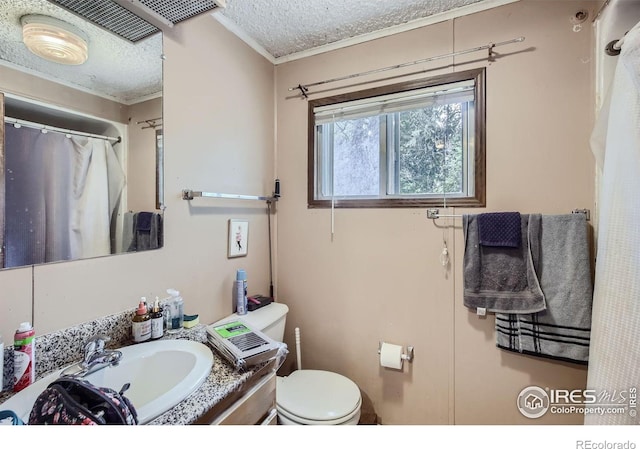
top-left (195, 360), bottom-right (277, 425)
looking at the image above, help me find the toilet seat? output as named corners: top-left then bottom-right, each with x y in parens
top-left (276, 369), bottom-right (362, 425)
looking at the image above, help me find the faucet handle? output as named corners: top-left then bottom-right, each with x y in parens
top-left (83, 334), bottom-right (111, 362)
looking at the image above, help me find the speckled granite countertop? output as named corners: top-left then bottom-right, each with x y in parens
top-left (1, 309), bottom-right (267, 425)
top-left (146, 326), bottom-right (259, 425)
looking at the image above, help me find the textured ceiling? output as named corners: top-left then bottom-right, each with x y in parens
top-left (0, 0), bottom-right (499, 103)
top-left (218, 0), bottom-right (487, 59)
top-left (0, 0), bottom-right (162, 104)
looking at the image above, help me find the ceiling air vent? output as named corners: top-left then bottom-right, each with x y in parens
top-left (136, 0), bottom-right (226, 25)
top-left (48, 0), bottom-right (159, 42)
top-left (47, 0), bottom-right (227, 43)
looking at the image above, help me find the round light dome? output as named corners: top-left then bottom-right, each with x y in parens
top-left (21, 15), bottom-right (88, 65)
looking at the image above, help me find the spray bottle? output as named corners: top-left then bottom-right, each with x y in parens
top-left (13, 322), bottom-right (35, 392)
top-left (235, 269), bottom-right (248, 315)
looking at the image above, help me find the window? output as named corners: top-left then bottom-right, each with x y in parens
top-left (308, 68), bottom-right (485, 208)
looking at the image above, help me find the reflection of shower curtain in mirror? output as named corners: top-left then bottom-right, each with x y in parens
top-left (4, 126), bottom-right (125, 267)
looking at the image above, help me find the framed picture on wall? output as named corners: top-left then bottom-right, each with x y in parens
top-left (228, 219), bottom-right (249, 258)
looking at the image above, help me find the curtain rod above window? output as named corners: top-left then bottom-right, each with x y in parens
top-left (288, 36), bottom-right (526, 99)
top-left (4, 116), bottom-right (121, 144)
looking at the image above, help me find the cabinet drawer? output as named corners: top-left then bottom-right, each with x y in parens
top-left (210, 371), bottom-right (276, 425)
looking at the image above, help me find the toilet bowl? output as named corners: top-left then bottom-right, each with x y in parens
top-left (276, 369), bottom-right (362, 425)
top-left (216, 303), bottom-right (362, 425)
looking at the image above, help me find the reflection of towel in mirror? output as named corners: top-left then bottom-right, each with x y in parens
top-left (127, 212), bottom-right (162, 251)
top-left (495, 214), bottom-right (593, 364)
top-left (463, 214), bottom-right (546, 313)
top-left (121, 212), bottom-right (135, 253)
top-left (135, 212), bottom-right (153, 231)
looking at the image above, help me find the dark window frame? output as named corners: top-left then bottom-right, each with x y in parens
top-left (307, 68), bottom-right (486, 209)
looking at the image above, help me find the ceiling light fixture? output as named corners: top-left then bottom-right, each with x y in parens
top-left (21, 15), bottom-right (88, 65)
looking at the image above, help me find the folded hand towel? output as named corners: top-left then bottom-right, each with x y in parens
top-left (495, 214), bottom-right (593, 364)
top-left (477, 212), bottom-right (521, 247)
top-left (128, 212), bottom-right (162, 251)
top-left (463, 213), bottom-right (546, 314)
top-left (135, 212), bottom-right (153, 231)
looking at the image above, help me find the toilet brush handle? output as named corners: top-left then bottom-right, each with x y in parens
top-left (295, 327), bottom-right (302, 371)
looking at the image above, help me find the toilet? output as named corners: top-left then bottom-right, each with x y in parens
top-left (219, 302), bottom-right (362, 425)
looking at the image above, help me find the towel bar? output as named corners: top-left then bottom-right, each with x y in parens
top-left (426, 208), bottom-right (590, 221)
top-left (182, 190), bottom-right (278, 203)
top-left (182, 180), bottom-right (281, 204)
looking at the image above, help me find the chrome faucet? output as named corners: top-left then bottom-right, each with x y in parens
top-left (61, 335), bottom-right (122, 378)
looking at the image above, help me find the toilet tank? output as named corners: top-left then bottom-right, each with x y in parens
top-left (221, 302), bottom-right (289, 342)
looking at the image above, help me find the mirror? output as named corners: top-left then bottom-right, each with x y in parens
top-left (0, 0), bottom-right (163, 269)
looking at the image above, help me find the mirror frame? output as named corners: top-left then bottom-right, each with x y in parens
top-left (0, 69), bottom-right (164, 269)
top-left (0, 92), bottom-right (4, 268)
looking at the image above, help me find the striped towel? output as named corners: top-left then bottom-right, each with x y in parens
top-left (495, 214), bottom-right (593, 364)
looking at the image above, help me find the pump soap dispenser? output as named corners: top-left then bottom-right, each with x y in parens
top-left (166, 289), bottom-right (184, 334)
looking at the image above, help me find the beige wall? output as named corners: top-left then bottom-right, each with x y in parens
top-left (0, 65), bottom-right (128, 124)
top-left (127, 97), bottom-right (163, 212)
top-left (275, 0), bottom-right (595, 424)
top-left (1, 0), bottom-right (599, 426)
top-left (1, 15), bottom-right (275, 339)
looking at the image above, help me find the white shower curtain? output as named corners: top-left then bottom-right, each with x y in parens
top-left (69, 135), bottom-right (125, 259)
top-left (587, 21), bottom-right (640, 425)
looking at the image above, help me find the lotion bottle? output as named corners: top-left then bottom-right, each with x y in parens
top-left (150, 298), bottom-right (164, 340)
top-left (132, 300), bottom-right (151, 343)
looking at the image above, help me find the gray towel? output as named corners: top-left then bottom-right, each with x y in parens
top-left (128, 212), bottom-right (163, 251)
top-left (495, 214), bottom-right (593, 364)
top-left (121, 211), bottom-right (135, 253)
top-left (463, 214), bottom-right (546, 313)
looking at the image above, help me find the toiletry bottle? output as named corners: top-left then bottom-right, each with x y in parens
top-left (235, 269), bottom-right (248, 315)
top-left (13, 322), bottom-right (35, 392)
top-left (132, 300), bottom-right (151, 343)
top-left (166, 289), bottom-right (184, 333)
top-left (150, 298), bottom-right (164, 340)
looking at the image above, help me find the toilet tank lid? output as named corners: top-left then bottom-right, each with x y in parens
top-left (239, 302), bottom-right (288, 331)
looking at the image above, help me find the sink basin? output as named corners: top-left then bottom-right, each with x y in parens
top-left (1, 339), bottom-right (213, 425)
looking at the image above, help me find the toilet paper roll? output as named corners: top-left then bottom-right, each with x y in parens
top-left (380, 342), bottom-right (403, 369)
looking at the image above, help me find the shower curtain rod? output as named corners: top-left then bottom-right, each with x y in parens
top-left (288, 36), bottom-right (526, 98)
top-left (4, 116), bottom-right (121, 144)
top-left (136, 117), bottom-right (162, 130)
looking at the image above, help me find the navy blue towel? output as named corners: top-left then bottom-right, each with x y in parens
top-left (135, 212), bottom-right (153, 232)
top-left (477, 212), bottom-right (521, 247)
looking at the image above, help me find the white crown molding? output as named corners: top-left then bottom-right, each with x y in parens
top-left (212, 0), bottom-right (520, 65)
top-left (274, 0), bottom-right (521, 64)
top-left (0, 58), bottom-right (160, 105)
top-left (210, 11), bottom-right (276, 64)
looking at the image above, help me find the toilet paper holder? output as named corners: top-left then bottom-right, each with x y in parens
top-left (378, 342), bottom-right (414, 363)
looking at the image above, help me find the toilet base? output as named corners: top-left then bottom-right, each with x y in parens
top-left (277, 409), bottom-right (361, 425)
